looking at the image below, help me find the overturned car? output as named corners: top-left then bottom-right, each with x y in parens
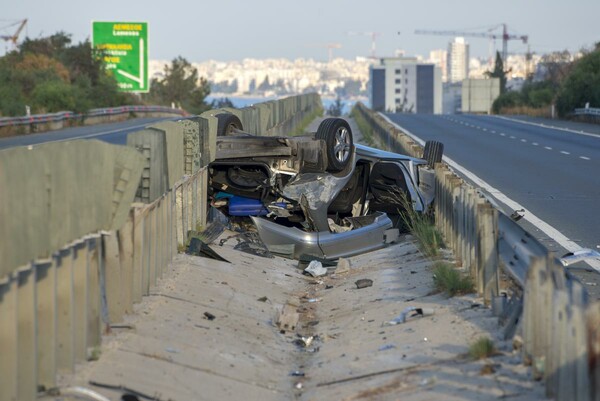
top-left (208, 115), bottom-right (443, 260)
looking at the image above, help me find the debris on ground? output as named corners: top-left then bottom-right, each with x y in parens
top-left (304, 260), bottom-right (327, 277)
top-left (355, 278), bottom-right (373, 289)
top-left (276, 304), bottom-right (300, 333)
top-left (203, 312), bottom-right (216, 321)
top-left (186, 238), bottom-right (230, 262)
top-left (384, 306), bottom-right (435, 326)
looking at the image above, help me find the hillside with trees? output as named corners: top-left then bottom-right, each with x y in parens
top-left (0, 32), bottom-right (213, 117)
top-left (492, 44), bottom-right (600, 117)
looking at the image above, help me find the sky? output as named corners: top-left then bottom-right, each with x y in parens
top-left (2, 0), bottom-right (600, 62)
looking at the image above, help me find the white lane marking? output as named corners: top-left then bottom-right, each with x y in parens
top-left (482, 128), bottom-right (488, 131)
top-left (545, 146), bottom-right (553, 150)
top-left (378, 112), bottom-right (600, 271)
top-left (521, 139), bottom-right (527, 143)
top-left (500, 133), bottom-right (506, 136)
top-left (491, 130), bottom-right (496, 133)
top-left (580, 156), bottom-right (591, 160)
top-left (533, 142), bottom-right (539, 146)
top-left (510, 136), bottom-right (516, 139)
top-left (493, 115), bottom-right (600, 139)
top-left (560, 151), bottom-right (571, 155)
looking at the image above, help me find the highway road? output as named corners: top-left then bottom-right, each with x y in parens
top-left (384, 113), bottom-right (600, 261)
top-left (0, 117), bottom-right (172, 150)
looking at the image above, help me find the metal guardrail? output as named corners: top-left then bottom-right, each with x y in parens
top-left (0, 105), bottom-right (186, 128)
top-left (574, 107), bottom-right (600, 116)
top-left (497, 212), bottom-right (548, 287)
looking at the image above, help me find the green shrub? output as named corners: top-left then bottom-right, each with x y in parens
top-left (432, 262), bottom-right (474, 296)
top-left (468, 337), bottom-right (496, 360)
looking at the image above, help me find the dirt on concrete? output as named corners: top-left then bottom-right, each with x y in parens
top-left (49, 230), bottom-right (547, 401)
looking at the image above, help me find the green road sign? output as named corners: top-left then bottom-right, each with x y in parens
top-left (92, 22), bottom-right (148, 93)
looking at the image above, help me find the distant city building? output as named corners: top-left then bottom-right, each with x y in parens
top-left (448, 37), bottom-right (469, 83)
top-left (369, 57), bottom-right (442, 114)
top-left (428, 49), bottom-right (448, 82)
top-left (461, 78), bottom-right (500, 114)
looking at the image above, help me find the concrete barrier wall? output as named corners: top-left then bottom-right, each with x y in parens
top-left (0, 140), bottom-right (145, 280)
top-left (352, 101), bottom-right (599, 401)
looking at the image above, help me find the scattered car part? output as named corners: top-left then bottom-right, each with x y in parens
top-left (510, 209), bottom-right (525, 221)
top-left (560, 248), bottom-right (600, 267)
top-left (187, 238), bottom-right (230, 263)
top-left (355, 278), bottom-right (373, 289)
top-left (304, 260), bottom-right (327, 277)
top-left (384, 306), bottom-right (435, 325)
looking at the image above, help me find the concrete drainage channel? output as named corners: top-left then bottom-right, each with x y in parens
top-left (52, 230), bottom-right (545, 400)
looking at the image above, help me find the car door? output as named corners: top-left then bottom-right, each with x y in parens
top-left (368, 161), bottom-right (423, 228)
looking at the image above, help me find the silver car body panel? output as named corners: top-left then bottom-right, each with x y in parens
top-left (251, 212), bottom-right (393, 260)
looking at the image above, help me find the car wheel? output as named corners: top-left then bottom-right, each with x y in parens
top-left (216, 113), bottom-right (243, 136)
top-left (316, 118), bottom-right (354, 172)
top-left (423, 140), bottom-right (444, 168)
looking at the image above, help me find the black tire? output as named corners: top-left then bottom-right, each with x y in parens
top-left (216, 113), bottom-right (243, 136)
top-left (423, 140), bottom-right (444, 167)
top-left (316, 118), bottom-right (354, 172)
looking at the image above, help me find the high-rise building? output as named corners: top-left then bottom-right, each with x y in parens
top-left (429, 50), bottom-right (448, 83)
top-left (369, 57), bottom-right (442, 114)
top-left (447, 37), bottom-right (469, 83)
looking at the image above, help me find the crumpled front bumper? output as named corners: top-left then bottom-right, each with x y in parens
top-left (250, 211), bottom-right (396, 260)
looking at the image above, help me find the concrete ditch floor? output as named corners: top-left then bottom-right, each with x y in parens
top-left (51, 232), bottom-right (547, 401)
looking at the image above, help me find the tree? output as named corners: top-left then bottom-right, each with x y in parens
top-left (149, 56), bottom-right (211, 114)
top-left (486, 51), bottom-right (509, 93)
top-left (0, 31), bottom-right (132, 116)
top-left (555, 48), bottom-right (600, 116)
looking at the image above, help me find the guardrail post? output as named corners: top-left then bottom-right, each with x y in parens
top-left (455, 185), bottom-right (465, 265)
top-left (147, 203), bottom-right (157, 288)
top-left (0, 275), bottom-right (19, 401)
top-left (477, 204), bottom-right (499, 303)
top-left (142, 210), bottom-right (151, 295)
top-left (103, 232), bottom-right (123, 324)
top-left (586, 302), bottom-right (600, 401)
top-left (17, 264), bottom-right (37, 401)
top-left (35, 259), bottom-right (56, 390)
top-left (86, 236), bottom-right (102, 350)
top-left (72, 241), bottom-right (88, 363)
top-left (119, 211), bottom-right (135, 314)
top-left (570, 279), bottom-right (590, 401)
top-left (132, 206), bottom-right (144, 303)
top-left (548, 264), bottom-right (569, 397)
top-left (523, 256), bottom-right (545, 366)
top-left (55, 248), bottom-right (75, 373)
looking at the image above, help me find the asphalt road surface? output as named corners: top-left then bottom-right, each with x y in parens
top-left (385, 113), bottom-right (600, 281)
top-left (0, 117), bottom-right (173, 150)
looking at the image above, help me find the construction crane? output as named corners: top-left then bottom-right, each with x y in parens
top-left (306, 43), bottom-right (342, 63)
top-left (1, 19), bottom-right (28, 49)
top-left (347, 31), bottom-right (381, 58)
top-left (414, 24), bottom-right (528, 62)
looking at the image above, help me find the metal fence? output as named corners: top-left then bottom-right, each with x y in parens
top-left (574, 107), bottom-right (600, 116)
top-left (0, 105), bottom-right (186, 128)
top-left (352, 102), bottom-right (599, 401)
